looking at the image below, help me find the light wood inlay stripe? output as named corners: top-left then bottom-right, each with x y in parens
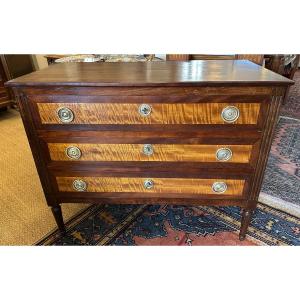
top-left (56, 177), bottom-right (245, 196)
top-left (48, 143), bottom-right (253, 163)
top-left (37, 103), bottom-right (261, 125)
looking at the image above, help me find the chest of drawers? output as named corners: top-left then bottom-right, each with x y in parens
top-left (6, 60), bottom-right (293, 241)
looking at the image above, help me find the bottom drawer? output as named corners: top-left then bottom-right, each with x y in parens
top-left (56, 176), bottom-right (245, 196)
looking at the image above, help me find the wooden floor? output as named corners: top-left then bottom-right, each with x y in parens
top-left (0, 109), bottom-right (87, 245)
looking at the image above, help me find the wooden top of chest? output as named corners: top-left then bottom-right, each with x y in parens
top-left (6, 60), bottom-right (293, 87)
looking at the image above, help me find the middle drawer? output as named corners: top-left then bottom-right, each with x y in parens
top-left (40, 130), bottom-right (261, 166)
top-left (48, 143), bottom-right (253, 163)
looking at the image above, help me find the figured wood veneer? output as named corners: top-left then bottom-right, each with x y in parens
top-left (56, 177), bottom-right (245, 196)
top-left (37, 103), bottom-right (261, 125)
top-left (48, 143), bottom-right (253, 163)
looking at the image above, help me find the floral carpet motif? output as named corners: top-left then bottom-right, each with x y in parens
top-left (36, 203), bottom-right (300, 246)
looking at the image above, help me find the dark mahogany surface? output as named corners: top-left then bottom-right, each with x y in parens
top-left (8, 61), bottom-right (293, 239)
top-left (6, 60), bottom-right (293, 87)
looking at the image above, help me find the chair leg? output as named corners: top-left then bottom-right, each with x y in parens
top-left (51, 205), bottom-right (66, 233)
top-left (239, 209), bottom-right (253, 241)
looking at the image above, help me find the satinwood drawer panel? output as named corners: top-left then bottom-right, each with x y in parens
top-left (56, 176), bottom-right (245, 196)
top-left (37, 102), bottom-right (261, 125)
top-left (48, 143), bottom-right (253, 163)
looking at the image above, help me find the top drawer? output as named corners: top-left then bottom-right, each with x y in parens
top-left (36, 102), bottom-right (261, 125)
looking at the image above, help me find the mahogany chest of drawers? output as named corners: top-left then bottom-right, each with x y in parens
top-left (6, 60), bottom-right (293, 241)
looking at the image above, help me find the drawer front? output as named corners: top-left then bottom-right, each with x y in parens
top-left (56, 176), bottom-right (245, 196)
top-left (48, 143), bottom-right (253, 163)
top-left (37, 102), bottom-right (261, 125)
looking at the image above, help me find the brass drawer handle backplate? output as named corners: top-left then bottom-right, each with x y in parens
top-left (57, 107), bottom-right (74, 123)
top-left (216, 148), bottom-right (233, 161)
top-left (221, 106), bottom-right (240, 123)
top-left (142, 144), bottom-right (154, 156)
top-left (73, 179), bottom-right (87, 192)
top-left (143, 179), bottom-right (154, 189)
top-left (139, 104), bottom-right (152, 117)
top-left (212, 182), bottom-right (227, 193)
top-left (65, 146), bottom-right (82, 160)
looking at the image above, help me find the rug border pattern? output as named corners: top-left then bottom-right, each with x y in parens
top-left (35, 202), bottom-right (299, 246)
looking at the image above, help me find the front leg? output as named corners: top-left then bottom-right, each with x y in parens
top-left (239, 209), bottom-right (253, 241)
top-left (51, 205), bottom-right (66, 233)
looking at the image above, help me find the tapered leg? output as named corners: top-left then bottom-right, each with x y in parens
top-left (239, 209), bottom-right (253, 241)
top-left (51, 205), bottom-right (66, 233)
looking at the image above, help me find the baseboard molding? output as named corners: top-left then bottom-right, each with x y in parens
top-left (259, 192), bottom-right (300, 218)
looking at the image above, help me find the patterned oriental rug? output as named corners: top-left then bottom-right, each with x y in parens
top-left (36, 203), bottom-right (300, 246)
top-left (36, 70), bottom-right (300, 246)
top-left (260, 117), bottom-right (300, 216)
top-left (280, 70), bottom-right (300, 120)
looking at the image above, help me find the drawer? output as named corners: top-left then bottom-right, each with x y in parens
top-left (48, 143), bottom-right (253, 163)
top-left (37, 102), bottom-right (261, 125)
top-left (56, 176), bottom-right (245, 196)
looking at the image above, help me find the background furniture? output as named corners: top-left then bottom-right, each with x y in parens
top-left (167, 54), bottom-right (264, 65)
top-left (235, 55), bottom-right (264, 65)
top-left (190, 54), bottom-right (236, 60)
top-left (0, 55), bottom-right (35, 108)
top-left (3, 55), bottom-right (35, 79)
top-left (7, 60), bottom-right (292, 241)
top-left (44, 55), bottom-right (68, 65)
top-left (166, 54), bottom-right (191, 61)
top-left (48, 54), bottom-right (160, 64)
top-left (0, 56), bottom-right (12, 110)
top-left (265, 54), bottom-right (299, 104)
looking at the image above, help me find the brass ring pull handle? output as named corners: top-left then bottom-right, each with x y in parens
top-left (57, 107), bottom-right (74, 123)
top-left (66, 146), bottom-right (82, 160)
top-left (73, 179), bottom-right (87, 192)
top-left (139, 104), bottom-right (152, 116)
top-left (212, 182), bottom-right (227, 193)
top-left (142, 144), bottom-right (154, 156)
top-left (221, 106), bottom-right (240, 123)
top-left (216, 148), bottom-right (233, 161)
top-left (143, 179), bottom-right (154, 189)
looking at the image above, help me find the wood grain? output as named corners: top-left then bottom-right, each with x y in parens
top-left (24, 86), bottom-right (274, 96)
top-left (48, 143), bottom-right (253, 163)
top-left (37, 102), bottom-right (261, 125)
top-left (166, 55), bottom-right (190, 61)
top-left (5, 61), bottom-right (293, 87)
top-left (56, 176), bottom-right (245, 195)
top-left (8, 60), bottom-right (292, 237)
